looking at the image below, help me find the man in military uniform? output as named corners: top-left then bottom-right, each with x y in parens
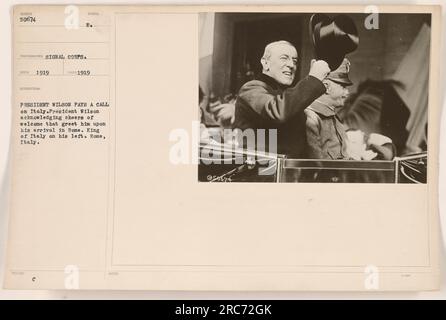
top-left (304, 58), bottom-right (352, 159)
top-left (233, 40), bottom-right (331, 157)
top-left (304, 58), bottom-right (395, 160)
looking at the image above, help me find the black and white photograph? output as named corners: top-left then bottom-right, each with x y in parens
top-left (198, 12), bottom-right (430, 183)
top-left (1, 3), bottom-right (443, 296)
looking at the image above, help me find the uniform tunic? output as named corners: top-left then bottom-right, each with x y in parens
top-left (304, 100), bottom-right (350, 159)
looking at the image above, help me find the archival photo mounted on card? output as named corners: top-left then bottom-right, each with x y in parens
top-left (4, 5), bottom-right (442, 291)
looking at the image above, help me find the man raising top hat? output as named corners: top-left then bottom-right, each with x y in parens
top-left (233, 40), bottom-right (331, 157)
top-left (232, 14), bottom-right (360, 157)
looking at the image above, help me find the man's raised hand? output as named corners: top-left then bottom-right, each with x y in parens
top-left (309, 59), bottom-right (330, 81)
